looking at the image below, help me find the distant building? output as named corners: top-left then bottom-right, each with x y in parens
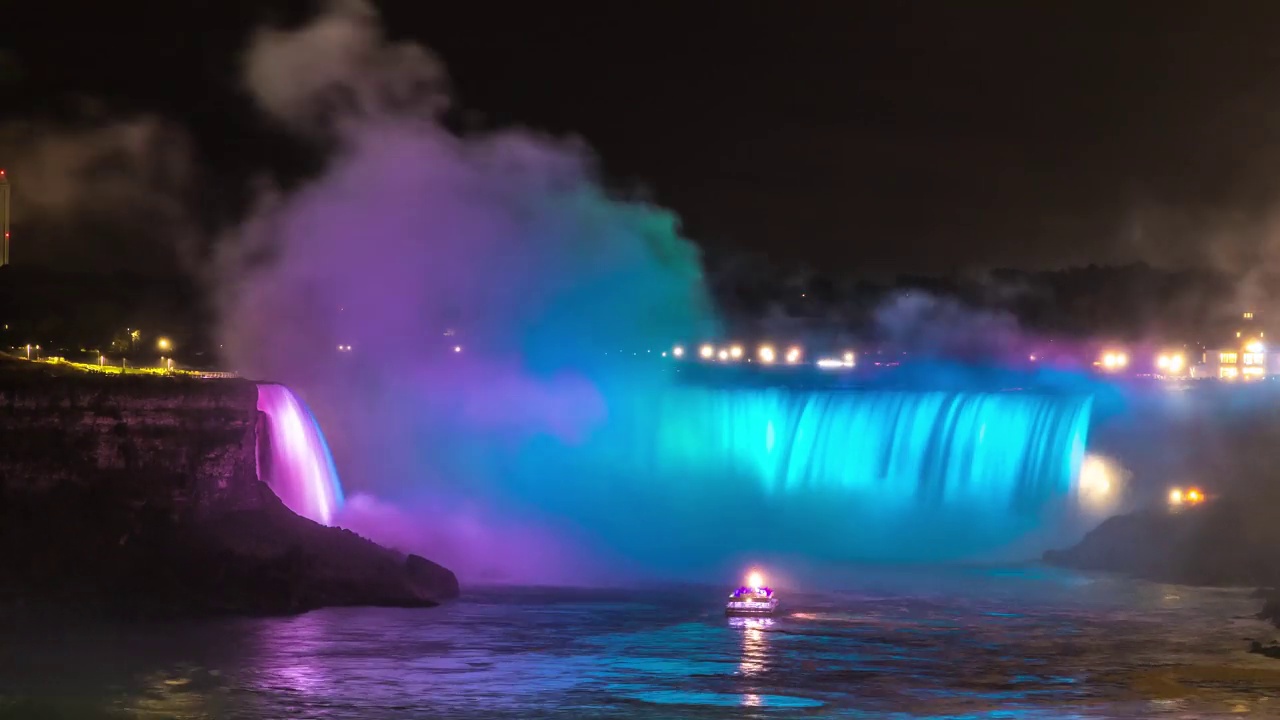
top-left (1194, 311), bottom-right (1278, 380)
top-left (0, 169), bottom-right (8, 266)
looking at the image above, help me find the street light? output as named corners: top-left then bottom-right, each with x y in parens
top-left (157, 337), bottom-right (172, 351)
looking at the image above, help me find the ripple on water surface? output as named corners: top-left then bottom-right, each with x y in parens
top-left (0, 573), bottom-right (1277, 718)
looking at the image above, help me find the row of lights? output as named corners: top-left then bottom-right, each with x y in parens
top-left (673, 344), bottom-right (854, 368)
top-left (1168, 487), bottom-right (1204, 507)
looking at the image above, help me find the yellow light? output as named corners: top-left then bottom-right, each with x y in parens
top-left (1246, 340), bottom-right (1264, 353)
top-left (730, 345), bottom-right (744, 360)
top-left (672, 345), bottom-right (685, 358)
top-left (1169, 354), bottom-right (1184, 372)
top-left (699, 344), bottom-right (714, 359)
top-left (758, 345), bottom-right (776, 364)
top-left (1102, 353), bottom-right (1116, 368)
top-left (1168, 488), bottom-right (1183, 505)
top-left (157, 337), bottom-right (171, 351)
top-left (1117, 353), bottom-right (1128, 367)
top-left (785, 346), bottom-right (802, 364)
top-left (1186, 488), bottom-right (1203, 503)
top-left (747, 571), bottom-right (764, 588)
top-left (1156, 354), bottom-right (1169, 370)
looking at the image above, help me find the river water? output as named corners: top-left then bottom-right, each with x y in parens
top-left (3, 566), bottom-right (1279, 719)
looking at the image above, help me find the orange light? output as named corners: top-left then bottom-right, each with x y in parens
top-left (1186, 488), bottom-right (1203, 504)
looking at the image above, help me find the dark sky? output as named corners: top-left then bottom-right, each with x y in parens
top-left (4, 1), bottom-right (1280, 275)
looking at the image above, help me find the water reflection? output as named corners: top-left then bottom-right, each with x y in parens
top-left (256, 612), bottom-right (334, 699)
top-left (729, 617), bottom-right (772, 683)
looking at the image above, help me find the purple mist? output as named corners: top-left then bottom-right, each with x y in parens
top-left (256, 383), bottom-right (345, 526)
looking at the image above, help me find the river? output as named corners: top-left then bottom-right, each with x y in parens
top-left (3, 565), bottom-right (1278, 719)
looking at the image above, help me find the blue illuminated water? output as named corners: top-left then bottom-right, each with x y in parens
top-left (4, 568), bottom-right (1275, 718)
top-left (474, 386), bottom-right (1095, 574)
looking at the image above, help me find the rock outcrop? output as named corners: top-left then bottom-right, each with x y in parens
top-left (0, 358), bottom-right (458, 619)
top-left (1043, 499), bottom-right (1280, 588)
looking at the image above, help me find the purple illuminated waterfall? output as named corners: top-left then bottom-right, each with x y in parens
top-left (256, 384), bottom-right (345, 525)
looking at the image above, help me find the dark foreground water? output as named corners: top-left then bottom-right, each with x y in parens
top-left (4, 566), bottom-right (1280, 719)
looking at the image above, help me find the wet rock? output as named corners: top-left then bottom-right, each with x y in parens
top-left (1248, 641), bottom-right (1280, 659)
top-left (0, 359), bottom-right (458, 619)
top-left (1043, 501), bottom-right (1280, 588)
top-left (1259, 594), bottom-right (1280, 628)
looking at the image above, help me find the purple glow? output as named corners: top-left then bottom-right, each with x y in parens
top-left (257, 384), bottom-right (345, 525)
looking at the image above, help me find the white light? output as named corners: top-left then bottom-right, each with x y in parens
top-left (1247, 341), bottom-right (1265, 353)
top-left (700, 344), bottom-right (715, 359)
top-left (843, 351), bottom-right (855, 366)
top-left (758, 345), bottom-right (776, 364)
top-left (817, 358), bottom-right (844, 369)
top-left (1169, 488), bottom-right (1184, 505)
top-left (454, 346), bottom-right (462, 353)
top-left (1157, 354), bottom-right (1170, 370)
top-left (730, 345), bottom-right (744, 360)
top-left (672, 345), bottom-right (685, 358)
top-left (717, 349), bottom-right (729, 361)
top-left (785, 346), bottom-right (802, 364)
top-left (747, 571), bottom-right (764, 588)
top-left (1079, 454), bottom-right (1124, 514)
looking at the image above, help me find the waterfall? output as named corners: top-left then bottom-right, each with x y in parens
top-left (483, 385), bottom-right (1095, 567)
top-left (633, 388), bottom-right (1093, 511)
top-left (256, 384), bottom-right (345, 525)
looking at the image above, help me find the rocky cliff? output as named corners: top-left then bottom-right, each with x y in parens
top-left (0, 358), bottom-right (457, 619)
top-left (1043, 498), bottom-right (1280, 588)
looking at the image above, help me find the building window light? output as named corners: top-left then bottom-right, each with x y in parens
top-left (1220, 352), bottom-right (1238, 364)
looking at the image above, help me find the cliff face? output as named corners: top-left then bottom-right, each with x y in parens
top-left (1043, 499), bottom-right (1280, 588)
top-left (0, 359), bottom-right (457, 619)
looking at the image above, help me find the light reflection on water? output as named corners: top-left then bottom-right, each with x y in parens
top-left (1, 569), bottom-right (1278, 719)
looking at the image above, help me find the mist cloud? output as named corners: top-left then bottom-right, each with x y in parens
top-left (219, 1), bottom-right (714, 582)
top-left (0, 116), bottom-right (195, 269)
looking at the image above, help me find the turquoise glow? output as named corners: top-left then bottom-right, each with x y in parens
top-left (475, 384), bottom-right (1095, 572)
top-left (629, 388), bottom-right (1091, 509)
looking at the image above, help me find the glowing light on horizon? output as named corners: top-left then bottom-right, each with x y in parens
top-left (785, 346), bottom-right (802, 364)
top-left (700, 344), bottom-right (715, 359)
top-left (256, 384), bottom-right (344, 526)
top-left (1156, 353), bottom-right (1185, 373)
top-left (729, 345), bottom-right (744, 360)
top-left (672, 345), bottom-right (685, 358)
top-left (1101, 351), bottom-right (1128, 370)
top-left (758, 345), bottom-right (776, 364)
top-left (717, 349), bottom-right (729, 361)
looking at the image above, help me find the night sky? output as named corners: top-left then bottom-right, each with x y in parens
top-left (4, 1), bottom-right (1280, 275)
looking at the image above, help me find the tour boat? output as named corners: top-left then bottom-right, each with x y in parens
top-left (726, 570), bottom-right (779, 617)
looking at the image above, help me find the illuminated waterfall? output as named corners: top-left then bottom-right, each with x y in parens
top-left (496, 386), bottom-right (1096, 566)
top-left (256, 384), bottom-right (345, 525)
top-left (633, 388), bottom-right (1093, 510)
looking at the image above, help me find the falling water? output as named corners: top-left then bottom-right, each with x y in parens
top-left (629, 387), bottom-right (1093, 510)
top-left (256, 384), bottom-right (345, 525)
top-left (477, 385), bottom-right (1095, 570)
